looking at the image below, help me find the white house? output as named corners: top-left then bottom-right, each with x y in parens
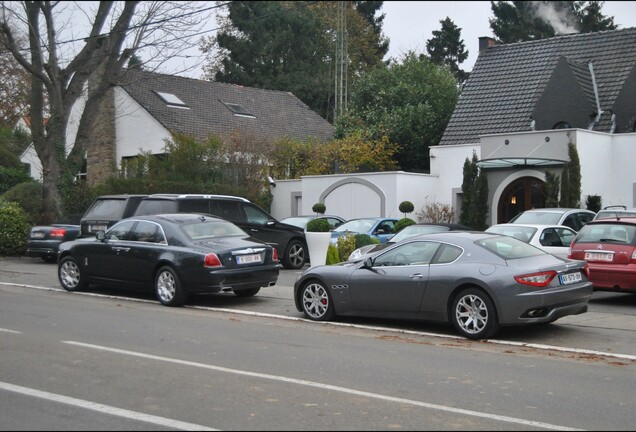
top-left (269, 29), bottom-right (636, 226)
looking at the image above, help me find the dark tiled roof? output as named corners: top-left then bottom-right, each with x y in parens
top-left (118, 69), bottom-right (335, 143)
top-left (441, 27), bottom-right (636, 145)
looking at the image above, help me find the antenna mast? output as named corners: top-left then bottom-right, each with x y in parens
top-left (334, 1), bottom-right (348, 122)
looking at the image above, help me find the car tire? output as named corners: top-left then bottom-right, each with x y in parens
top-left (155, 266), bottom-right (188, 307)
top-left (451, 287), bottom-right (499, 340)
top-left (58, 256), bottom-right (87, 292)
top-left (234, 287), bottom-right (260, 297)
top-left (282, 239), bottom-right (307, 269)
top-left (300, 280), bottom-right (335, 321)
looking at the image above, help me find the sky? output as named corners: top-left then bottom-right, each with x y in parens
top-left (380, 1), bottom-right (636, 72)
top-left (163, 1), bottom-right (636, 79)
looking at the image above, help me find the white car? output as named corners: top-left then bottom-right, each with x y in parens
top-left (485, 223), bottom-right (577, 259)
top-left (508, 208), bottom-right (595, 232)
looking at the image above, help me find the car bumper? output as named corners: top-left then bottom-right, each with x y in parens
top-left (25, 240), bottom-right (63, 257)
top-left (183, 266), bottom-right (280, 293)
top-left (586, 264), bottom-right (636, 292)
top-left (498, 281), bottom-right (594, 325)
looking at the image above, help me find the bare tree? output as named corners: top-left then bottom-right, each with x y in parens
top-left (0, 1), bottom-right (216, 221)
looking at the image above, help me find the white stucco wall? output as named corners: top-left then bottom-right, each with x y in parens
top-left (269, 171), bottom-right (440, 221)
top-left (575, 130), bottom-right (636, 208)
top-left (114, 87), bottom-right (172, 165)
top-left (576, 130), bottom-right (618, 206)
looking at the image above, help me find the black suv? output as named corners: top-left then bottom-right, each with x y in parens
top-left (133, 194), bottom-right (308, 269)
top-left (80, 194), bottom-right (148, 237)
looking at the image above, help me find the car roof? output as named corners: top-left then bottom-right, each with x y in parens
top-left (519, 208), bottom-right (594, 214)
top-left (489, 223), bottom-right (574, 230)
top-left (133, 213), bottom-right (225, 224)
top-left (587, 217), bottom-right (636, 225)
top-left (143, 194), bottom-right (250, 202)
top-left (409, 222), bottom-right (473, 229)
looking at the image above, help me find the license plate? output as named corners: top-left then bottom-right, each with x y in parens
top-left (584, 251), bottom-right (613, 262)
top-left (236, 254), bottom-right (262, 264)
top-left (559, 272), bottom-right (582, 285)
top-left (31, 232), bottom-right (45, 239)
top-left (91, 225), bottom-right (107, 232)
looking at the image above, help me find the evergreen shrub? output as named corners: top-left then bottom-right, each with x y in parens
top-left (0, 199), bottom-right (30, 256)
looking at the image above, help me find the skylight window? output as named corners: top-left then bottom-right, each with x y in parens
top-left (155, 91), bottom-right (189, 109)
top-left (221, 101), bottom-right (255, 118)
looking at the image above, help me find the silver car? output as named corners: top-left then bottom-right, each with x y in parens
top-left (294, 231), bottom-right (593, 339)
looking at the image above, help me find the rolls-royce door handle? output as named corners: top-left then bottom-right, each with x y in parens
top-left (112, 246), bottom-right (131, 254)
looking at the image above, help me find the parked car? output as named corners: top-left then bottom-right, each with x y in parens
top-left (57, 213), bottom-right (280, 306)
top-left (486, 223), bottom-right (577, 259)
top-left (508, 208), bottom-right (595, 232)
top-left (348, 222), bottom-right (473, 261)
top-left (26, 223), bottom-right (82, 263)
top-left (132, 194), bottom-right (307, 269)
top-left (280, 215), bottom-right (346, 231)
top-left (295, 231), bottom-right (592, 339)
top-left (80, 194), bottom-right (149, 237)
top-left (593, 206), bottom-right (636, 220)
top-left (330, 217), bottom-right (399, 245)
top-left (25, 194), bottom-right (147, 263)
top-left (568, 217), bottom-right (636, 293)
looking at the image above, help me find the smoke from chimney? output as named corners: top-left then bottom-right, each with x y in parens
top-left (530, 1), bottom-right (580, 34)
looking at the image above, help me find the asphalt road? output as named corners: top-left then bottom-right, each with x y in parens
top-left (1, 256), bottom-right (636, 430)
top-left (2, 256), bottom-right (636, 359)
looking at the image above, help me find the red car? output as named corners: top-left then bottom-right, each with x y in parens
top-left (568, 217), bottom-right (636, 292)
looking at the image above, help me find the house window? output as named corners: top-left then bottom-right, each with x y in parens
top-left (155, 91), bottom-right (189, 109)
top-left (221, 101), bottom-right (256, 118)
top-left (553, 121), bottom-right (571, 129)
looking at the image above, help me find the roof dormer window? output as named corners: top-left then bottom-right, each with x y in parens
top-left (221, 101), bottom-right (255, 118)
top-left (553, 121), bottom-right (571, 129)
top-left (155, 91), bottom-right (189, 109)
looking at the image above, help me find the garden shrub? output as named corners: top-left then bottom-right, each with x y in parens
top-left (326, 243), bottom-right (340, 264)
top-left (312, 202), bottom-right (326, 214)
top-left (0, 166), bottom-right (32, 195)
top-left (399, 200), bottom-right (414, 216)
top-left (0, 199), bottom-right (30, 256)
top-left (306, 218), bottom-right (331, 232)
top-left (337, 233), bottom-right (356, 262)
top-left (2, 181), bottom-right (43, 225)
top-left (354, 234), bottom-right (378, 248)
top-left (394, 217), bottom-right (416, 233)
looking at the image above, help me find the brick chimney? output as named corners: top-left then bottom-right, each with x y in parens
top-left (479, 36), bottom-right (497, 52)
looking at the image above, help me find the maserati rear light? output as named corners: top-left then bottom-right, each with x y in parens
top-left (514, 271), bottom-right (557, 287)
top-left (204, 253), bottom-right (222, 267)
top-left (50, 228), bottom-right (66, 237)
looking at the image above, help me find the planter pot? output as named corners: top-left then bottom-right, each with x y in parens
top-left (305, 231), bottom-right (332, 267)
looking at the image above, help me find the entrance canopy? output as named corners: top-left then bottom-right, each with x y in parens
top-left (476, 130), bottom-right (573, 168)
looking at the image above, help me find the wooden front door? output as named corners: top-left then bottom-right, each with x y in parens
top-left (498, 177), bottom-right (545, 223)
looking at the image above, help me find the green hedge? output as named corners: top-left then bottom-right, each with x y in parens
top-left (0, 200), bottom-right (30, 256)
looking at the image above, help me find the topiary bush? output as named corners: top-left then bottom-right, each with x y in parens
top-left (326, 243), bottom-right (340, 264)
top-left (399, 200), bottom-right (414, 216)
top-left (306, 217), bottom-right (331, 232)
top-left (0, 199), bottom-right (30, 256)
top-left (394, 217), bottom-right (416, 233)
top-left (312, 202), bottom-right (326, 214)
